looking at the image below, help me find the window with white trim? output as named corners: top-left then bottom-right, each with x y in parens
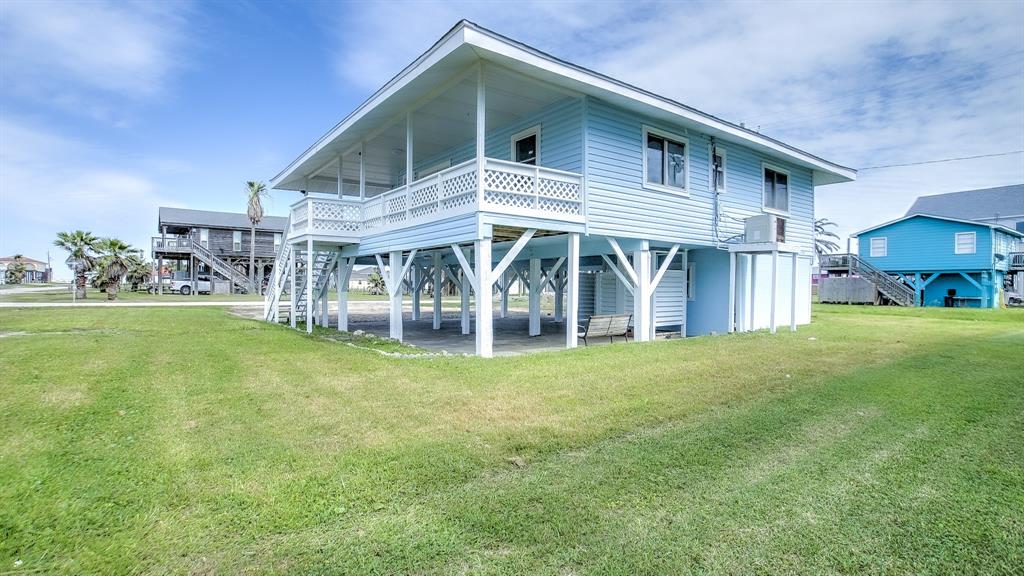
top-left (511, 125), bottom-right (540, 165)
top-left (954, 231), bottom-right (976, 254)
top-left (686, 262), bottom-right (696, 300)
top-left (232, 230), bottom-right (242, 252)
top-left (274, 233), bottom-right (282, 250)
top-left (713, 148), bottom-right (726, 193)
top-left (763, 165), bottom-right (789, 213)
top-left (870, 237), bottom-right (887, 257)
top-left (199, 228), bottom-right (209, 248)
top-left (643, 126), bottom-right (688, 193)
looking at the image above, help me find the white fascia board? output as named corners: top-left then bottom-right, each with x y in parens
top-left (270, 26), bottom-right (470, 190)
top-left (461, 25), bottom-right (856, 186)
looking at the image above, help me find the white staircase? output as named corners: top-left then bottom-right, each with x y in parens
top-left (264, 233), bottom-right (339, 327)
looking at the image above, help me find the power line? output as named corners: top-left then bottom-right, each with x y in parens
top-left (859, 150), bottom-right (1024, 171)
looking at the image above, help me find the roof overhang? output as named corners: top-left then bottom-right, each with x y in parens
top-left (852, 213), bottom-right (1024, 238)
top-left (272, 20), bottom-right (856, 192)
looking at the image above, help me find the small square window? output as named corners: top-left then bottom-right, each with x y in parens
top-left (870, 237), bottom-right (887, 258)
top-left (511, 126), bottom-right (540, 166)
top-left (954, 232), bottom-right (976, 255)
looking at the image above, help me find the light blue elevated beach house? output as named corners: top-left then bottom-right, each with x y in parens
top-left (850, 185), bottom-right (1024, 308)
top-left (263, 21), bottom-right (856, 356)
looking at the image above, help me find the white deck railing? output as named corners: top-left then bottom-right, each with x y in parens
top-left (288, 157), bottom-right (584, 239)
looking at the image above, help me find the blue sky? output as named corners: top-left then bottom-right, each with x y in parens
top-left (1, 0), bottom-right (1022, 278)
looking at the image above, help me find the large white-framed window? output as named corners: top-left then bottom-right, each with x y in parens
top-left (643, 125), bottom-right (689, 194)
top-left (954, 231), bottom-right (976, 254)
top-left (511, 125), bottom-right (540, 165)
top-left (273, 233), bottom-right (282, 250)
top-left (199, 228), bottom-right (209, 248)
top-left (686, 261), bottom-right (696, 301)
top-left (713, 147), bottom-right (727, 193)
top-left (762, 163), bottom-right (790, 214)
top-left (232, 230), bottom-right (242, 252)
top-left (870, 236), bottom-right (887, 257)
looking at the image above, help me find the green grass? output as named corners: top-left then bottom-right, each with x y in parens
top-left (0, 304), bottom-right (1021, 574)
top-left (0, 282), bottom-right (69, 291)
top-left (0, 290), bottom-right (392, 304)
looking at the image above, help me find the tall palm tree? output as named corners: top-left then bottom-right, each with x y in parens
top-left (94, 239), bottom-right (135, 301)
top-left (814, 218), bottom-right (841, 261)
top-left (54, 230), bottom-right (100, 298)
top-left (245, 181), bottom-right (269, 292)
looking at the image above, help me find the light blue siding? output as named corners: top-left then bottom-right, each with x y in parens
top-left (858, 216), bottom-right (995, 272)
top-left (409, 97), bottom-right (582, 179)
top-left (354, 214), bottom-right (478, 255)
top-left (584, 97), bottom-right (815, 251)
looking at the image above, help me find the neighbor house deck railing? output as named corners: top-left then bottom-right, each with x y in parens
top-left (1010, 252), bottom-right (1024, 271)
top-left (151, 236), bottom-right (194, 253)
top-left (287, 157), bottom-right (584, 239)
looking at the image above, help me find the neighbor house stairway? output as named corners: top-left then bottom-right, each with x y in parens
top-left (820, 253), bottom-right (915, 306)
top-left (191, 241), bottom-right (256, 294)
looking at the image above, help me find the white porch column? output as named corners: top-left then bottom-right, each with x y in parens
top-left (337, 257), bottom-right (353, 332)
top-left (475, 238), bottom-right (493, 357)
top-left (476, 63), bottom-right (486, 202)
top-left (529, 258), bottom-right (541, 336)
top-left (406, 111), bottom-right (414, 186)
top-left (633, 241), bottom-right (651, 342)
top-left (389, 250), bottom-right (403, 341)
top-left (320, 282), bottom-right (329, 327)
top-left (411, 264), bottom-right (421, 321)
top-left (770, 249), bottom-right (778, 334)
top-left (342, 153), bottom-right (350, 198)
top-left (289, 245), bottom-right (297, 329)
top-left (566, 233), bottom-right (580, 349)
top-left (305, 238), bottom-right (314, 333)
top-left (790, 253), bottom-right (798, 332)
top-left (358, 142), bottom-right (366, 200)
top-left (461, 269), bottom-right (471, 335)
top-left (499, 270), bottom-right (510, 319)
top-left (432, 252), bottom-right (443, 330)
top-left (554, 269), bottom-right (564, 322)
top-left (728, 251), bottom-right (737, 333)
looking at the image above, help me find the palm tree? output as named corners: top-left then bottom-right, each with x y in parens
top-left (4, 254), bottom-right (26, 284)
top-left (814, 218), bottom-right (841, 261)
top-left (54, 230), bottom-right (100, 298)
top-left (125, 255), bottom-right (152, 292)
top-left (245, 181), bottom-right (269, 292)
top-left (93, 239), bottom-right (135, 300)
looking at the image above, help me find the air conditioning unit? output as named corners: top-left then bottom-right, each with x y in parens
top-left (744, 214), bottom-right (786, 243)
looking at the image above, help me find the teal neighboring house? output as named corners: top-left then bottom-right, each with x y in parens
top-left (853, 212), bottom-right (1023, 308)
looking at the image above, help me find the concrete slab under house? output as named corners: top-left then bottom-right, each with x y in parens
top-left (262, 20), bottom-right (856, 357)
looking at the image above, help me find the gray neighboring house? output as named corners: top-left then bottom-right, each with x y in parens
top-left (152, 207), bottom-right (288, 294)
top-left (906, 184), bottom-right (1024, 233)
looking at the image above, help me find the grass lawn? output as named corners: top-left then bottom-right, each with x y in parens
top-left (0, 304), bottom-right (1021, 574)
top-left (0, 290), bottom-right (394, 304)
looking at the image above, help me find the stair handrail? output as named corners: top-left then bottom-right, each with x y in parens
top-left (846, 253), bottom-right (915, 306)
top-left (264, 219), bottom-right (292, 321)
top-left (192, 241), bottom-right (256, 294)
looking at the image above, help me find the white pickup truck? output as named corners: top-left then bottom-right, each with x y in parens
top-left (147, 276), bottom-right (212, 295)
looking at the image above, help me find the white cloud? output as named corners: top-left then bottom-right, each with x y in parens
top-left (0, 118), bottom-right (180, 277)
top-left (325, 1), bottom-right (1024, 243)
top-left (0, 0), bottom-right (192, 104)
